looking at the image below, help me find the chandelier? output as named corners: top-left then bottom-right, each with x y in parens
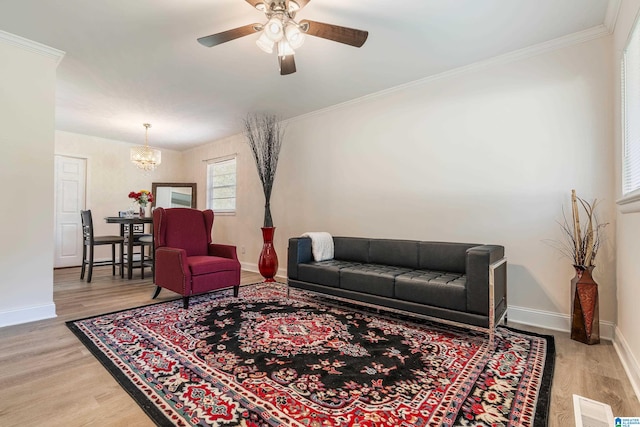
top-left (130, 123), bottom-right (161, 172)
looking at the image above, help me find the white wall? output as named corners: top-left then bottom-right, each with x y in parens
top-left (0, 33), bottom-right (63, 326)
top-left (55, 130), bottom-right (186, 257)
top-left (185, 36), bottom-right (616, 330)
top-left (613, 0), bottom-right (640, 400)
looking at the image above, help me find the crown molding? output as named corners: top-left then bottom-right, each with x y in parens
top-left (0, 30), bottom-right (65, 66)
top-left (290, 24), bottom-right (611, 124)
top-left (604, 0), bottom-right (622, 34)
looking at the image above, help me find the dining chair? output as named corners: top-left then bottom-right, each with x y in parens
top-left (123, 223), bottom-right (153, 279)
top-left (80, 210), bottom-right (124, 283)
top-left (138, 233), bottom-right (154, 280)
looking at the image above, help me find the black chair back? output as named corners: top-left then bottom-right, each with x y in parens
top-left (80, 209), bottom-right (124, 282)
top-left (81, 210), bottom-right (94, 244)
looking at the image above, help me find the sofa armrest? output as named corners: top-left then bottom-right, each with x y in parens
top-left (288, 237), bottom-right (313, 280)
top-left (155, 247), bottom-right (191, 295)
top-left (465, 245), bottom-right (506, 316)
top-left (209, 243), bottom-right (239, 260)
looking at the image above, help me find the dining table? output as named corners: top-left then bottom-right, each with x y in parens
top-left (105, 216), bottom-right (153, 279)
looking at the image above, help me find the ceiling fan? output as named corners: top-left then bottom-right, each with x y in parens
top-left (197, 0), bottom-right (368, 75)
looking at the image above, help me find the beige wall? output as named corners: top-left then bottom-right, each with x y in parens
top-left (55, 130), bottom-right (186, 257)
top-left (185, 36), bottom-right (616, 331)
top-left (0, 35), bottom-right (61, 326)
top-left (613, 0), bottom-right (640, 399)
top-left (182, 135), bottom-right (263, 262)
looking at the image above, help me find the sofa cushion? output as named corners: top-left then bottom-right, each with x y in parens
top-left (333, 237), bottom-right (370, 263)
top-left (298, 260), bottom-right (362, 288)
top-left (395, 270), bottom-right (467, 311)
top-left (369, 239), bottom-right (419, 269)
top-left (188, 256), bottom-right (240, 276)
top-left (419, 242), bottom-right (479, 274)
top-left (340, 264), bottom-right (412, 298)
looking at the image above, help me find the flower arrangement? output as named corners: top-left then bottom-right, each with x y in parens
top-left (552, 189), bottom-right (607, 269)
top-left (128, 190), bottom-right (154, 207)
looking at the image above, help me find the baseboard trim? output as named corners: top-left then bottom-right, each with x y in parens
top-left (612, 327), bottom-right (640, 403)
top-left (0, 303), bottom-right (57, 328)
top-left (507, 305), bottom-right (615, 341)
top-left (240, 262), bottom-right (287, 281)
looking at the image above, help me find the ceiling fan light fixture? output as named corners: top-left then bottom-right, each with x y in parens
top-left (256, 31), bottom-right (274, 53)
top-left (277, 39), bottom-right (295, 58)
top-left (264, 17), bottom-right (284, 42)
top-left (284, 23), bottom-right (305, 49)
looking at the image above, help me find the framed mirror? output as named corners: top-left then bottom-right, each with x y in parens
top-left (152, 182), bottom-right (197, 208)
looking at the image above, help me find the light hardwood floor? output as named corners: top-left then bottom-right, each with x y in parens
top-left (1, 267), bottom-right (638, 426)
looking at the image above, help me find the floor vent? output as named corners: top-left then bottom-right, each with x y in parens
top-left (573, 394), bottom-right (614, 427)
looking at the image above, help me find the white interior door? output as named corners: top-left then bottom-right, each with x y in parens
top-left (54, 155), bottom-right (87, 268)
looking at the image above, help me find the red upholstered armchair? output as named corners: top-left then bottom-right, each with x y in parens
top-left (152, 207), bottom-right (241, 308)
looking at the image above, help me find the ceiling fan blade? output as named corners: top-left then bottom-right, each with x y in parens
top-left (279, 55), bottom-right (296, 75)
top-left (197, 24), bottom-right (259, 48)
top-left (300, 19), bottom-right (368, 47)
top-left (244, 0), bottom-right (264, 9)
top-left (293, 0), bottom-right (311, 9)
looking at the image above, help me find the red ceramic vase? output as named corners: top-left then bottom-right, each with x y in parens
top-left (258, 227), bottom-right (278, 282)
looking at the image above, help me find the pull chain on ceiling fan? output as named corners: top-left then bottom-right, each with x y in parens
top-left (197, 0), bottom-right (368, 75)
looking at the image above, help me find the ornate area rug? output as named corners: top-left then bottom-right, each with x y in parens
top-left (67, 283), bottom-right (554, 427)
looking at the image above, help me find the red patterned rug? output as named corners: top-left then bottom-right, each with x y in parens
top-left (67, 283), bottom-right (554, 426)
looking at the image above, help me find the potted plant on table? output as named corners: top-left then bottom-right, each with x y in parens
top-left (243, 113), bottom-right (285, 282)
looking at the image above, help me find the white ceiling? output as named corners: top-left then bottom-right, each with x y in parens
top-left (0, 0), bottom-right (613, 150)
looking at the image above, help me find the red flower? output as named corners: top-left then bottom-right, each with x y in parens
top-left (128, 190), bottom-right (153, 204)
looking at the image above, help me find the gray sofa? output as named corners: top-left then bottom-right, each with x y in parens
top-left (287, 237), bottom-right (507, 330)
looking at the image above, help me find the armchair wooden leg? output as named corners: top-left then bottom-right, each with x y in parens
top-left (183, 297), bottom-right (190, 309)
top-left (151, 286), bottom-right (162, 299)
top-left (233, 285), bottom-right (239, 297)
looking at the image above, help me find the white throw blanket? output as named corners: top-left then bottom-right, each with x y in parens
top-left (301, 232), bottom-right (334, 262)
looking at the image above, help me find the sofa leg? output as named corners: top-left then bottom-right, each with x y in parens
top-left (183, 296), bottom-right (190, 309)
top-left (233, 285), bottom-right (239, 297)
top-left (151, 286), bottom-right (162, 299)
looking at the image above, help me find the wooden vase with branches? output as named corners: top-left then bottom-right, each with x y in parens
top-left (243, 113), bottom-right (285, 281)
top-left (564, 189), bottom-right (606, 345)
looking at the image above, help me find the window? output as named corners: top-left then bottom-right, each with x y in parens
top-left (207, 156), bottom-right (236, 213)
top-left (622, 17), bottom-right (640, 197)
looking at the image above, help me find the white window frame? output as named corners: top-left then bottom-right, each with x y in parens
top-left (206, 155), bottom-right (237, 214)
top-left (619, 12), bottom-right (640, 213)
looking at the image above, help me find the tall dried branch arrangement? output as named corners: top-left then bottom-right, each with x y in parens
top-left (243, 113), bottom-right (285, 228)
top-left (546, 189), bottom-right (607, 269)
